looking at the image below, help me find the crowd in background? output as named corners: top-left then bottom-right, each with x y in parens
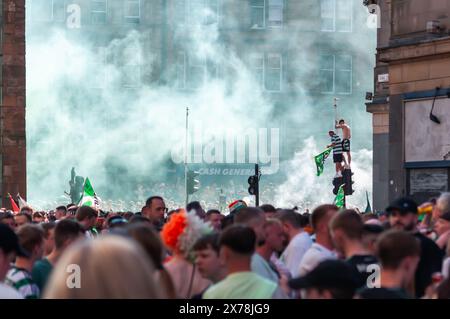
top-left (1, 192), bottom-right (450, 299)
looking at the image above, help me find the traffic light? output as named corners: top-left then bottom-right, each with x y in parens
top-left (248, 175), bottom-right (258, 196)
top-left (342, 169), bottom-right (355, 196)
top-left (187, 170), bottom-right (200, 195)
top-left (332, 176), bottom-right (343, 195)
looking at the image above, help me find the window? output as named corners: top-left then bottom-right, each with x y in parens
top-left (177, 0), bottom-right (220, 25)
top-left (189, 0), bottom-right (205, 24)
top-left (92, 0), bottom-right (107, 24)
top-left (320, 0), bottom-right (352, 32)
top-left (90, 47), bottom-right (107, 89)
top-left (320, 0), bottom-right (334, 31)
top-left (125, 0), bottom-right (140, 24)
top-left (123, 65), bottom-right (141, 88)
top-left (319, 54), bottom-right (352, 94)
top-left (174, 0), bottom-right (187, 25)
top-left (249, 53), bottom-right (264, 88)
top-left (176, 52), bottom-right (187, 89)
top-left (53, 0), bottom-right (66, 22)
top-left (268, 0), bottom-right (283, 28)
top-left (319, 54), bottom-right (334, 93)
top-left (206, 0), bottom-right (219, 25)
top-left (335, 0), bottom-right (352, 32)
top-left (265, 54), bottom-right (282, 91)
top-left (187, 56), bottom-right (206, 90)
top-left (207, 60), bottom-right (219, 79)
top-left (335, 55), bottom-right (352, 94)
top-left (176, 53), bottom-right (218, 90)
top-left (249, 53), bottom-right (282, 92)
top-left (122, 44), bottom-right (141, 88)
top-left (30, 0), bottom-right (54, 22)
top-left (250, 0), bottom-right (265, 29)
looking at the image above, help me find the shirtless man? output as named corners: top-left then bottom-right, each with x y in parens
top-left (335, 119), bottom-right (351, 168)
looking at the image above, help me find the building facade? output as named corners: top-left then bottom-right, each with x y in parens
top-left (368, 0), bottom-right (450, 209)
top-left (0, 0), bottom-right (27, 207)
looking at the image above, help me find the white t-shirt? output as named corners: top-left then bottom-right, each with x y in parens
top-left (0, 283), bottom-right (23, 299)
top-left (280, 232), bottom-right (312, 278)
top-left (298, 243), bottom-right (337, 277)
top-left (443, 257), bottom-right (450, 279)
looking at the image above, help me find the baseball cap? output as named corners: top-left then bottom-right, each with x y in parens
top-left (386, 197), bottom-right (418, 215)
top-left (288, 260), bottom-right (361, 290)
top-left (0, 224), bottom-right (30, 257)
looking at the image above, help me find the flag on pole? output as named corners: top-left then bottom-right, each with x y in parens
top-left (78, 178), bottom-right (100, 208)
top-left (364, 191), bottom-right (372, 214)
top-left (17, 194), bottom-right (31, 210)
top-left (314, 148), bottom-right (333, 177)
top-left (8, 193), bottom-right (20, 213)
top-left (334, 184), bottom-right (345, 208)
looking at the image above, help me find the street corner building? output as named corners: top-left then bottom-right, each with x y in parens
top-left (0, 0), bottom-right (27, 207)
top-left (367, 0), bottom-right (450, 210)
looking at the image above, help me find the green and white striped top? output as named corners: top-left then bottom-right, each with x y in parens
top-left (5, 266), bottom-right (40, 299)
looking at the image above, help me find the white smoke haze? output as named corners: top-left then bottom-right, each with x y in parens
top-left (273, 137), bottom-right (373, 210)
top-left (26, 1), bottom-right (376, 211)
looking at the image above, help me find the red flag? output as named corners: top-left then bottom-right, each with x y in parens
top-left (8, 193), bottom-right (20, 213)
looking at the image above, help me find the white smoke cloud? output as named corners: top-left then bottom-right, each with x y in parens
top-left (25, 2), bottom-right (376, 211)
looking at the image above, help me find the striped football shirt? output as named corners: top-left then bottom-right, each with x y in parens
top-left (331, 135), bottom-right (343, 154)
top-left (5, 266), bottom-right (40, 299)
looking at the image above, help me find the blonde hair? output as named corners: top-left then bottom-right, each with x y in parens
top-left (43, 236), bottom-right (162, 299)
top-left (264, 218), bottom-right (282, 229)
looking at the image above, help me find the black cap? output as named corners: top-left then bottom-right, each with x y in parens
top-left (439, 211), bottom-right (450, 222)
top-left (386, 197), bottom-right (418, 215)
top-left (0, 224), bottom-right (30, 257)
top-left (288, 260), bottom-right (361, 290)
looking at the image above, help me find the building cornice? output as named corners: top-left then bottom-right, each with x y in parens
top-left (378, 36), bottom-right (450, 64)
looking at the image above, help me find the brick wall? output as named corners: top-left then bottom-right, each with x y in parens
top-left (1, 0), bottom-right (26, 207)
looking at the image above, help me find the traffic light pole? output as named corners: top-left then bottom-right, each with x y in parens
top-left (185, 107), bottom-right (189, 207)
top-left (255, 164), bottom-right (259, 207)
top-left (344, 193), bottom-right (346, 209)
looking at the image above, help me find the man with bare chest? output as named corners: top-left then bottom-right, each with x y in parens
top-left (335, 119), bottom-right (352, 167)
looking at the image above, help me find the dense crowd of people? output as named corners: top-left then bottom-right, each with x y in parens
top-left (1, 192), bottom-right (450, 299)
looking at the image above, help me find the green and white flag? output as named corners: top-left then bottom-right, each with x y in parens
top-left (314, 148), bottom-right (333, 177)
top-left (78, 178), bottom-right (100, 208)
top-left (334, 184), bottom-right (345, 208)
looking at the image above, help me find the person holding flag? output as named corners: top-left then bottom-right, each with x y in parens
top-left (78, 178), bottom-right (100, 209)
top-left (314, 148), bottom-right (332, 177)
top-left (327, 131), bottom-right (344, 178)
top-left (76, 178), bottom-right (101, 238)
